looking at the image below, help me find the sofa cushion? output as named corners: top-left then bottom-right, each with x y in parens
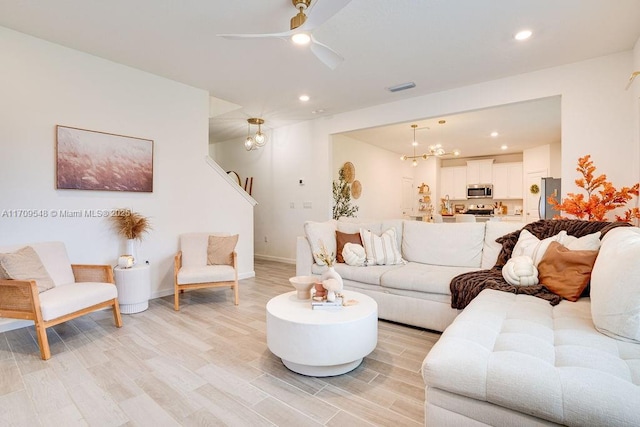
top-left (481, 221), bottom-right (523, 269)
top-left (207, 234), bottom-right (238, 266)
top-left (304, 220), bottom-right (337, 266)
top-left (537, 241), bottom-right (599, 302)
top-left (38, 282), bottom-right (118, 321)
top-left (330, 263), bottom-right (401, 286)
top-left (0, 241), bottom-right (75, 287)
top-left (381, 262), bottom-right (479, 295)
top-left (360, 228), bottom-right (404, 266)
top-left (0, 246), bottom-right (55, 293)
top-left (423, 289), bottom-right (640, 426)
top-left (591, 226), bottom-right (640, 343)
top-left (403, 221), bottom-right (485, 268)
top-left (177, 265), bottom-right (236, 285)
top-left (335, 231), bottom-right (362, 263)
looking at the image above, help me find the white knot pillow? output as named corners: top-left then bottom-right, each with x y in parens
top-left (502, 255), bottom-right (539, 286)
top-left (342, 243), bottom-right (366, 266)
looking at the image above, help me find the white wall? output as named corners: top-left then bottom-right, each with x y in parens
top-left (0, 27), bottom-right (255, 329)
top-left (216, 49), bottom-right (638, 263)
top-left (331, 134), bottom-right (415, 219)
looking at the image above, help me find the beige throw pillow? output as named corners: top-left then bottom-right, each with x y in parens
top-left (207, 234), bottom-right (238, 266)
top-left (0, 246), bottom-right (55, 293)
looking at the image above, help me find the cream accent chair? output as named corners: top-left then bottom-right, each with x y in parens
top-left (173, 233), bottom-right (239, 311)
top-left (0, 242), bottom-right (122, 360)
top-left (455, 214), bottom-right (476, 222)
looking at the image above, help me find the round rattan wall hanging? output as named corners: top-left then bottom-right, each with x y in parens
top-left (342, 162), bottom-right (356, 183)
top-left (351, 180), bottom-right (362, 199)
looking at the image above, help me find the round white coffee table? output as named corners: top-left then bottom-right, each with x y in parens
top-left (266, 290), bottom-right (378, 377)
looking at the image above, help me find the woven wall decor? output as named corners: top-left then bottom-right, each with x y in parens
top-left (351, 180), bottom-right (362, 199)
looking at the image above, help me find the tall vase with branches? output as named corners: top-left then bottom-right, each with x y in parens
top-left (332, 167), bottom-right (359, 220)
top-left (111, 209), bottom-right (151, 263)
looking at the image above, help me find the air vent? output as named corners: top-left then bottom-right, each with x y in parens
top-left (386, 82), bottom-right (416, 93)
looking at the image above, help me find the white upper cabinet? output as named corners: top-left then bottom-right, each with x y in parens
top-left (492, 162), bottom-right (523, 199)
top-left (441, 166), bottom-right (467, 200)
top-left (466, 159), bottom-right (494, 184)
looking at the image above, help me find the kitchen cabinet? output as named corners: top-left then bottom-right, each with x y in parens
top-left (492, 162), bottom-right (523, 199)
top-left (441, 166), bottom-right (467, 200)
top-left (466, 159), bottom-right (494, 184)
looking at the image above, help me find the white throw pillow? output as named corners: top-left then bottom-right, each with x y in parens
top-left (590, 227), bottom-right (640, 343)
top-left (342, 243), bottom-right (366, 266)
top-left (360, 228), bottom-right (404, 266)
top-left (304, 220), bottom-right (337, 266)
top-left (501, 255), bottom-right (539, 286)
top-left (563, 231), bottom-right (602, 251)
top-left (512, 229), bottom-right (567, 266)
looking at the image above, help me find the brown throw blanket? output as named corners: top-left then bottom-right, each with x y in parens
top-left (450, 219), bottom-right (630, 309)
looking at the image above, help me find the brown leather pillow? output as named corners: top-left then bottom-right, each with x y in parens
top-left (537, 241), bottom-right (599, 302)
top-left (335, 231), bottom-right (362, 263)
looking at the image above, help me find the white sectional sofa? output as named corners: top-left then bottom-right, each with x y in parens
top-left (298, 218), bottom-right (640, 426)
top-left (296, 218), bottom-right (522, 332)
top-left (422, 226), bottom-right (640, 426)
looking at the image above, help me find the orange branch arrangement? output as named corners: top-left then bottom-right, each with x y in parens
top-left (548, 155), bottom-right (640, 225)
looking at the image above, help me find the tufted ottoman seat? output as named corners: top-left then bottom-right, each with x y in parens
top-left (422, 289), bottom-right (640, 426)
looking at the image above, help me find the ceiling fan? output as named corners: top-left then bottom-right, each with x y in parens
top-left (218, 0), bottom-right (352, 70)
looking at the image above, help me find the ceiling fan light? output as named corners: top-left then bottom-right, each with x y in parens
top-left (291, 32), bottom-right (311, 45)
top-left (400, 155), bottom-right (407, 161)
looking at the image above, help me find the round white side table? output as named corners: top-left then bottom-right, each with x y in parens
top-left (114, 264), bottom-right (151, 314)
top-left (266, 290), bottom-right (378, 377)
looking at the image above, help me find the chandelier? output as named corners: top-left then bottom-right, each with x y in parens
top-left (244, 118), bottom-right (267, 151)
top-left (400, 124), bottom-right (460, 166)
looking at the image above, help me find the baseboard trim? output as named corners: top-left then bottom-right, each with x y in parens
top-left (255, 254), bottom-right (295, 264)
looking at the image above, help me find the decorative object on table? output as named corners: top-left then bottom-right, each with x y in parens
top-left (311, 295), bottom-right (344, 310)
top-left (333, 162), bottom-right (359, 219)
top-left (548, 154), bottom-right (640, 224)
top-left (313, 282), bottom-right (327, 300)
top-left (56, 125), bottom-right (153, 192)
top-left (289, 275), bottom-right (317, 299)
top-left (117, 255), bottom-right (135, 269)
top-left (322, 278), bottom-right (343, 302)
top-left (111, 209), bottom-right (151, 265)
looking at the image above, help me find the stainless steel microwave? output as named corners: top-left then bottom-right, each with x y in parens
top-left (467, 184), bottom-right (493, 199)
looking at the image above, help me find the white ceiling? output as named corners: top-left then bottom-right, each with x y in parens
top-left (1, 0), bottom-right (638, 152)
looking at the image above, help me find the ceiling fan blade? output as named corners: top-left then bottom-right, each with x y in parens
top-left (218, 29), bottom-right (293, 40)
top-left (310, 35), bottom-right (343, 70)
top-left (301, 0), bottom-right (353, 31)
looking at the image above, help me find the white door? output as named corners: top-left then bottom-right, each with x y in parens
top-left (525, 169), bottom-right (548, 222)
top-left (401, 177), bottom-right (414, 217)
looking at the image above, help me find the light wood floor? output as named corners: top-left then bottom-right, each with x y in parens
top-left (0, 259), bottom-right (441, 426)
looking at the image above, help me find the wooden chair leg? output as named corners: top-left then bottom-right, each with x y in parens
top-left (34, 321), bottom-right (51, 360)
top-left (233, 283), bottom-right (239, 305)
top-left (112, 299), bottom-right (123, 327)
top-left (174, 286), bottom-right (180, 311)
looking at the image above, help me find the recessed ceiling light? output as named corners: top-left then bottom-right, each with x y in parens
top-left (515, 30), bottom-right (532, 41)
top-left (501, 145), bottom-right (508, 150)
top-left (311, 109), bottom-right (325, 114)
top-left (438, 120), bottom-right (446, 124)
top-left (291, 33), bottom-right (311, 45)
top-left (491, 131), bottom-right (499, 137)
top-left (299, 95), bottom-right (310, 102)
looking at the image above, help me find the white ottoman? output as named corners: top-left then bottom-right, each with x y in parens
top-left (266, 290), bottom-right (378, 377)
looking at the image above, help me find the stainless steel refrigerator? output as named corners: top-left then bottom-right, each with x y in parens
top-left (539, 177), bottom-right (562, 219)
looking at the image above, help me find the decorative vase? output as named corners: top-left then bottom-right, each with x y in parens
top-left (125, 239), bottom-right (138, 265)
top-left (321, 266), bottom-right (343, 289)
top-left (321, 266), bottom-right (343, 302)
